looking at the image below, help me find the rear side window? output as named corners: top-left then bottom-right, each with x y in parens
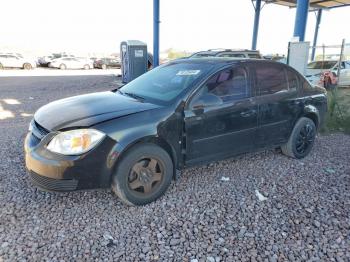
top-left (255, 64), bottom-right (288, 95)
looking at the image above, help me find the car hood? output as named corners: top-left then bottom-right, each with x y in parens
top-left (34, 91), bottom-right (161, 131)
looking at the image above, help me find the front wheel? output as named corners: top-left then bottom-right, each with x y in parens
top-left (281, 117), bottom-right (316, 159)
top-left (112, 143), bottom-right (173, 206)
top-left (101, 64), bottom-right (107, 70)
top-left (83, 64), bottom-right (90, 70)
top-left (60, 64), bottom-right (67, 70)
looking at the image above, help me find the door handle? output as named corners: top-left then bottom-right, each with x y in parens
top-left (240, 109), bottom-right (256, 117)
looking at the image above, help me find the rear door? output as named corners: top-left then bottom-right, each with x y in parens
top-left (184, 64), bottom-right (258, 164)
top-left (254, 63), bottom-right (299, 147)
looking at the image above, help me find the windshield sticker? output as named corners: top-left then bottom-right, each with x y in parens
top-left (176, 70), bottom-right (201, 76)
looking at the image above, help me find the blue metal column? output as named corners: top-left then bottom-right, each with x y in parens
top-left (311, 9), bottom-right (322, 60)
top-left (153, 0), bottom-right (160, 67)
top-left (251, 0), bottom-right (262, 50)
top-left (293, 0), bottom-right (310, 41)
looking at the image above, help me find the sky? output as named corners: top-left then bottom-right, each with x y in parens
top-left (0, 0), bottom-right (349, 56)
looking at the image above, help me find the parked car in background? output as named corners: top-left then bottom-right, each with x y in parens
top-left (25, 58), bottom-right (327, 205)
top-left (49, 57), bottom-right (93, 70)
top-left (305, 60), bottom-right (350, 87)
top-left (94, 57), bottom-right (121, 69)
top-left (38, 53), bottom-right (75, 67)
top-left (0, 54), bottom-right (36, 69)
top-left (189, 49), bottom-right (262, 59)
top-left (263, 54), bottom-right (287, 64)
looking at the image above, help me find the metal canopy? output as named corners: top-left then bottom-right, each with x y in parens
top-left (263, 0), bottom-right (350, 9)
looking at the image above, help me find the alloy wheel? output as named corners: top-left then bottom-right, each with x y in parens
top-left (295, 124), bottom-right (315, 154)
top-left (128, 158), bottom-right (163, 195)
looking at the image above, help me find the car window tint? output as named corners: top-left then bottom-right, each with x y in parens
top-left (286, 69), bottom-right (298, 91)
top-left (256, 65), bottom-right (287, 95)
top-left (199, 67), bottom-right (250, 103)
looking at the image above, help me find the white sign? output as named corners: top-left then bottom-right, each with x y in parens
top-left (135, 50), bottom-right (144, 57)
top-left (176, 70), bottom-right (201, 76)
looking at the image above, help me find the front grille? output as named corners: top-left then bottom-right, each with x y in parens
top-left (30, 172), bottom-right (78, 191)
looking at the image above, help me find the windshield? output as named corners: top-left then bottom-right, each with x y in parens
top-left (307, 61), bottom-right (337, 69)
top-left (119, 62), bottom-right (213, 104)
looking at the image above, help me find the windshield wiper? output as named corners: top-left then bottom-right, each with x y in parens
top-left (123, 92), bottom-right (145, 102)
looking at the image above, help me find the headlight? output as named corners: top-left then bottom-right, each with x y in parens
top-left (47, 129), bottom-right (105, 155)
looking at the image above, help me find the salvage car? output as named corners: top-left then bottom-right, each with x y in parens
top-left (25, 58), bottom-right (327, 205)
top-left (305, 60), bottom-right (350, 87)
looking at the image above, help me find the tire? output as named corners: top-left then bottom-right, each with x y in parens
top-left (60, 64), bottom-right (67, 70)
top-left (0, 63), bottom-right (3, 70)
top-left (101, 64), bottom-right (107, 70)
top-left (23, 63), bottom-right (32, 70)
top-left (112, 143), bottom-right (173, 206)
top-left (83, 64), bottom-right (90, 70)
top-left (281, 117), bottom-right (316, 159)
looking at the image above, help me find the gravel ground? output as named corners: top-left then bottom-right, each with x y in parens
top-left (0, 76), bottom-right (350, 261)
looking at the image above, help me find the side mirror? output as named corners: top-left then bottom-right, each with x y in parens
top-left (191, 93), bottom-right (222, 114)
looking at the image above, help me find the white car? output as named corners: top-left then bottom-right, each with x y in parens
top-left (49, 57), bottom-right (93, 70)
top-left (0, 54), bottom-right (37, 69)
top-left (305, 60), bottom-right (350, 86)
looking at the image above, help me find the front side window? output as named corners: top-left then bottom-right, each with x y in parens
top-left (255, 64), bottom-right (288, 95)
top-left (194, 67), bottom-right (250, 103)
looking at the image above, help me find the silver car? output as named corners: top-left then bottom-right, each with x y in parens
top-left (49, 57), bottom-right (93, 70)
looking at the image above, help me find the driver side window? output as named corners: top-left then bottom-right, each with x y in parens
top-left (197, 66), bottom-right (250, 103)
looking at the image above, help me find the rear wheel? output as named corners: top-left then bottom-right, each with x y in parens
top-left (60, 64), bottom-right (67, 70)
top-left (23, 63), bottom-right (32, 70)
top-left (112, 143), bottom-right (173, 206)
top-left (281, 117), bottom-right (316, 159)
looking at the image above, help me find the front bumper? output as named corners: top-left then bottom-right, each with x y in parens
top-left (24, 125), bottom-right (117, 192)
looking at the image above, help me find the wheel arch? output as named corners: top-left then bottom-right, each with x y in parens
top-left (110, 135), bottom-right (178, 182)
top-left (302, 104), bottom-right (320, 129)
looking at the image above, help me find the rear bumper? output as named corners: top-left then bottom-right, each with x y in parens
top-left (24, 131), bottom-right (117, 192)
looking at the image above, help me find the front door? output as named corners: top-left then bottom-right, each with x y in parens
top-left (184, 65), bottom-right (258, 165)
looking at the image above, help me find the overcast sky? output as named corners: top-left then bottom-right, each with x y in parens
top-left (1, 0), bottom-right (349, 56)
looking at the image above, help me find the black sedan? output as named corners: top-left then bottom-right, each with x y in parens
top-left (25, 58), bottom-right (327, 205)
top-left (94, 57), bottom-right (121, 69)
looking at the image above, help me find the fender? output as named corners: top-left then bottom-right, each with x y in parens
top-left (303, 104), bottom-right (320, 128)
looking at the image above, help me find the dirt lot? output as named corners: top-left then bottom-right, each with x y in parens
top-left (0, 76), bottom-right (349, 261)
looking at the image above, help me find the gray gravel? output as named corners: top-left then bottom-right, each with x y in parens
top-left (0, 75), bottom-right (350, 261)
